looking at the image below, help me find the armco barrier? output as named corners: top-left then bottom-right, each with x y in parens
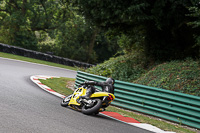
top-left (0, 43), bottom-right (94, 68)
top-left (75, 71), bottom-right (200, 129)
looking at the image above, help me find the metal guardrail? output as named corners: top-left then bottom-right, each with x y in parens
top-left (75, 71), bottom-right (200, 129)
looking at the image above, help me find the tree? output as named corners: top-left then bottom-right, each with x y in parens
top-left (188, 3), bottom-right (200, 57)
top-left (74, 0), bottom-right (200, 61)
top-left (0, 0), bottom-right (120, 63)
top-left (0, 0), bottom-right (71, 50)
top-left (53, 15), bottom-right (97, 63)
top-left (50, 16), bottom-right (120, 64)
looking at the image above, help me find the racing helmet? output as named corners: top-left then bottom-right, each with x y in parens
top-left (106, 78), bottom-right (115, 85)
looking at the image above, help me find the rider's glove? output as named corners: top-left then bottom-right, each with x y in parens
top-left (84, 81), bottom-right (89, 85)
top-left (78, 83), bottom-right (85, 87)
top-left (78, 81), bottom-right (88, 87)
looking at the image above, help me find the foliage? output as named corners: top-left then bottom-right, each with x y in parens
top-left (0, 0), bottom-right (72, 50)
top-left (0, 0), bottom-right (119, 64)
top-left (74, 0), bottom-right (200, 61)
top-left (135, 58), bottom-right (200, 96)
top-left (74, 0), bottom-right (149, 30)
top-left (37, 19), bottom-right (120, 63)
top-left (0, 25), bottom-right (10, 44)
top-left (94, 31), bottom-right (120, 63)
top-left (117, 31), bottom-right (144, 54)
top-left (46, 15), bottom-right (97, 63)
top-left (188, 5), bottom-right (200, 57)
top-left (86, 53), bottom-right (148, 82)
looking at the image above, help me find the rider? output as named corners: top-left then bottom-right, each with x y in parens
top-left (79, 78), bottom-right (115, 99)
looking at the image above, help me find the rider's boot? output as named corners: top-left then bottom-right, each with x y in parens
top-left (79, 91), bottom-right (92, 100)
top-left (79, 86), bottom-right (95, 100)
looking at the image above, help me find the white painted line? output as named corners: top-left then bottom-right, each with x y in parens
top-left (30, 75), bottom-right (65, 98)
top-left (100, 113), bottom-right (175, 133)
top-left (130, 123), bottom-right (175, 133)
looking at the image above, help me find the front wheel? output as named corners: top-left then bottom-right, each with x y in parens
top-left (82, 99), bottom-right (102, 115)
top-left (61, 94), bottom-right (72, 107)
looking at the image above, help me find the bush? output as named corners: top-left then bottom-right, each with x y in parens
top-left (135, 58), bottom-right (200, 96)
top-left (86, 54), bottom-right (147, 82)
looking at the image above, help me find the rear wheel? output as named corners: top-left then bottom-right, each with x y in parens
top-left (61, 95), bottom-right (72, 107)
top-left (93, 111), bottom-right (99, 115)
top-left (82, 99), bottom-right (102, 115)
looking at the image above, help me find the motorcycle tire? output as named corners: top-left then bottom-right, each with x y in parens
top-left (61, 94), bottom-right (72, 107)
top-left (93, 111), bottom-right (99, 115)
top-left (82, 99), bottom-right (102, 115)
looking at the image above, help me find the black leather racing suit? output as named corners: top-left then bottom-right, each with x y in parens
top-left (79, 81), bottom-right (114, 99)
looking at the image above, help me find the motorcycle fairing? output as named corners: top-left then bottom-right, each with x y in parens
top-left (68, 87), bottom-right (115, 106)
top-left (68, 87), bottom-right (87, 106)
top-left (90, 92), bottom-right (115, 100)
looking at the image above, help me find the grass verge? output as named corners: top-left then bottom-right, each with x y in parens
top-left (0, 52), bottom-right (77, 71)
top-left (39, 77), bottom-right (74, 96)
top-left (39, 77), bottom-right (198, 133)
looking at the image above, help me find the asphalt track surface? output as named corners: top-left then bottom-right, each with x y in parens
top-left (0, 57), bottom-right (153, 133)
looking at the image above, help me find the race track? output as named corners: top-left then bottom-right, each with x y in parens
top-left (0, 57), bottom-right (153, 133)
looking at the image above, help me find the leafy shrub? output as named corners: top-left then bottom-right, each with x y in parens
top-left (86, 54), bottom-right (147, 82)
top-left (135, 58), bottom-right (200, 96)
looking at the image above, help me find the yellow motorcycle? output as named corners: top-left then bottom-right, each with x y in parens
top-left (61, 84), bottom-right (115, 115)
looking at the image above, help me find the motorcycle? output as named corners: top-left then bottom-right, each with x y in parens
top-left (61, 84), bottom-right (115, 115)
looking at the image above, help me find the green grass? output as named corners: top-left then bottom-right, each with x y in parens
top-left (39, 77), bottom-right (197, 133)
top-left (39, 77), bottom-right (74, 96)
top-left (0, 52), bottom-right (77, 71)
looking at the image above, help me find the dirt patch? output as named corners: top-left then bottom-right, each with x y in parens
top-left (66, 81), bottom-right (75, 91)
